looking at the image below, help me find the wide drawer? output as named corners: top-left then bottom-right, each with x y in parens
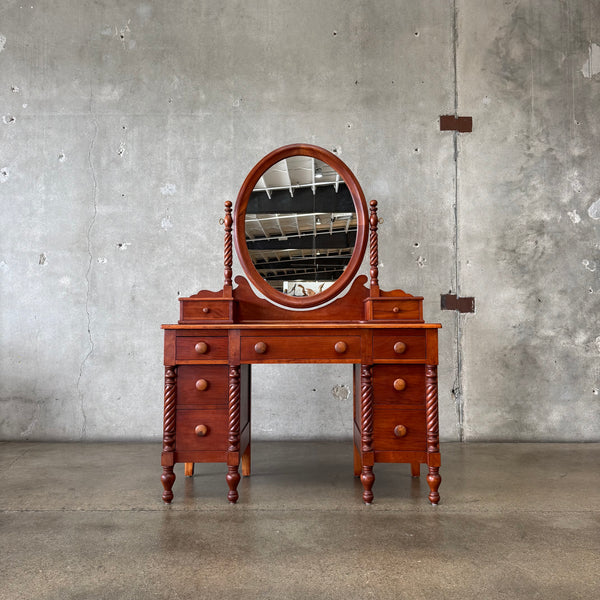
top-left (176, 334), bottom-right (228, 361)
top-left (176, 409), bottom-right (228, 452)
top-left (177, 365), bottom-right (228, 407)
top-left (372, 330), bottom-right (426, 361)
top-left (240, 335), bottom-right (361, 362)
top-left (372, 365), bottom-right (425, 406)
top-left (372, 407), bottom-right (426, 451)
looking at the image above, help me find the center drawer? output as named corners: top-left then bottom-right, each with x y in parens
top-left (240, 335), bottom-right (361, 362)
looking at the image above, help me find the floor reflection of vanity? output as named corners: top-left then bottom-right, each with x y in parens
top-left (161, 144), bottom-right (441, 505)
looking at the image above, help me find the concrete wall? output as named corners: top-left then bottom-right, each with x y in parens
top-left (0, 1), bottom-right (597, 442)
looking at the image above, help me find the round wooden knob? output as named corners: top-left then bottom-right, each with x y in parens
top-left (254, 341), bottom-right (268, 354)
top-left (194, 424), bottom-right (208, 437)
top-left (393, 378), bottom-right (406, 391)
top-left (394, 424), bottom-right (407, 438)
top-left (334, 341), bottom-right (348, 354)
top-left (202, 307), bottom-right (210, 314)
top-left (194, 341), bottom-right (208, 354)
top-left (195, 379), bottom-right (208, 391)
top-left (393, 341), bottom-right (407, 354)
top-left (392, 306), bottom-right (400, 313)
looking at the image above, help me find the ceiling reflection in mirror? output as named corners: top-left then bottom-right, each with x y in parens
top-left (245, 156), bottom-right (357, 296)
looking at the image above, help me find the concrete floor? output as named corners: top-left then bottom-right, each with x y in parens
top-left (1, 441), bottom-right (598, 599)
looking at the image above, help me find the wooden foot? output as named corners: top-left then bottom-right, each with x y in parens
top-left (226, 465), bottom-right (240, 503)
top-left (411, 462), bottom-right (420, 477)
top-left (427, 466), bottom-right (441, 504)
top-left (353, 445), bottom-right (361, 477)
top-left (360, 466), bottom-right (375, 504)
top-left (161, 466), bottom-right (175, 503)
top-left (184, 462), bottom-right (195, 477)
top-left (241, 443), bottom-right (251, 477)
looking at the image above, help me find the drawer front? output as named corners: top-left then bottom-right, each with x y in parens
top-left (177, 365), bottom-right (228, 407)
top-left (176, 409), bottom-right (228, 452)
top-left (372, 330), bottom-right (426, 361)
top-left (179, 298), bottom-right (233, 323)
top-left (373, 407), bottom-right (426, 451)
top-left (372, 365), bottom-right (425, 406)
top-left (176, 335), bottom-right (228, 361)
top-left (241, 335), bottom-right (361, 362)
top-left (370, 298), bottom-right (422, 321)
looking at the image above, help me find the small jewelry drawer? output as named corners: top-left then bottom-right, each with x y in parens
top-left (372, 330), bottom-right (426, 361)
top-left (372, 365), bottom-right (425, 406)
top-left (364, 297), bottom-right (423, 322)
top-left (176, 334), bottom-right (228, 361)
top-left (372, 407), bottom-right (426, 451)
top-left (240, 335), bottom-right (361, 362)
top-left (177, 365), bottom-right (228, 407)
top-left (179, 298), bottom-right (234, 324)
top-left (175, 409), bottom-right (228, 452)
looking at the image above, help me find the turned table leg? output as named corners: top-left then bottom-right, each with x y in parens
top-left (161, 466), bottom-right (175, 503)
top-left (227, 365), bottom-right (241, 503)
top-left (360, 364), bottom-right (375, 504)
top-left (161, 366), bottom-right (177, 504)
top-left (425, 364), bottom-right (441, 505)
top-left (241, 442), bottom-right (251, 477)
top-left (427, 467), bottom-right (441, 504)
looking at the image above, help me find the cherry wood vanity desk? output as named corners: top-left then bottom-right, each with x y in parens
top-left (161, 144), bottom-right (441, 505)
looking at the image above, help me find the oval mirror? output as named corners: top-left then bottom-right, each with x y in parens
top-left (234, 144), bottom-right (368, 308)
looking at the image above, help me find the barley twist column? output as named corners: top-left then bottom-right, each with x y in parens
top-left (226, 365), bottom-right (241, 503)
top-left (161, 367), bottom-right (177, 503)
top-left (360, 364), bottom-right (375, 503)
top-left (425, 364), bottom-right (441, 504)
top-left (223, 201), bottom-right (233, 289)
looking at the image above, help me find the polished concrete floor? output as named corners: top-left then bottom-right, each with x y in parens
top-left (1, 441), bottom-right (598, 599)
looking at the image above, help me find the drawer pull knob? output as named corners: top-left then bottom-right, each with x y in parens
top-left (194, 342), bottom-right (209, 354)
top-left (392, 306), bottom-right (400, 313)
top-left (394, 424), bottom-right (408, 438)
top-left (334, 341), bottom-right (348, 354)
top-left (202, 307), bottom-right (210, 314)
top-left (393, 341), bottom-right (407, 354)
top-left (254, 341), bottom-right (268, 354)
top-left (194, 424), bottom-right (209, 437)
top-left (393, 378), bottom-right (406, 391)
top-left (195, 379), bottom-right (208, 391)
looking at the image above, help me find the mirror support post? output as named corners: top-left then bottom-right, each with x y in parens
top-left (223, 201), bottom-right (233, 298)
top-left (369, 200), bottom-right (380, 296)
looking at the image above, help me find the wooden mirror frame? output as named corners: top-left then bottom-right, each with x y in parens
top-left (233, 144), bottom-right (369, 309)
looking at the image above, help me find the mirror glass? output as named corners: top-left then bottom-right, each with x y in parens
top-left (244, 156), bottom-right (357, 296)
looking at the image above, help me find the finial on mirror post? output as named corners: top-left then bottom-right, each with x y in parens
top-left (369, 200), bottom-right (380, 295)
top-left (223, 201), bottom-right (233, 295)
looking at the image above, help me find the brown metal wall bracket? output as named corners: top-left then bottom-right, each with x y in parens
top-left (441, 293), bottom-right (475, 313)
top-left (440, 115), bottom-right (473, 133)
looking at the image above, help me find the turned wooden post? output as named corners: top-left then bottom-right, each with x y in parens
top-left (360, 364), bottom-right (375, 503)
top-left (161, 367), bottom-right (177, 503)
top-left (425, 364), bottom-right (441, 504)
top-left (223, 200), bottom-right (233, 296)
top-left (226, 365), bottom-right (241, 503)
top-left (369, 200), bottom-right (380, 296)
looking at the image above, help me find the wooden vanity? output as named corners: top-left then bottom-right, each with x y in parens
top-left (161, 144), bottom-right (441, 505)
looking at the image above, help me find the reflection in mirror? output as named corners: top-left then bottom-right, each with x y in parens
top-left (244, 156), bottom-right (358, 296)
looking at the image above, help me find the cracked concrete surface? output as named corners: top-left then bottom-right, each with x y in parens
top-left (0, 1), bottom-right (599, 442)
